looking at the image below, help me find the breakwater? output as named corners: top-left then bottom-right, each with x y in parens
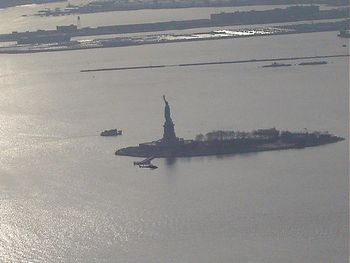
top-left (81, 54), bottom-right (349, 73)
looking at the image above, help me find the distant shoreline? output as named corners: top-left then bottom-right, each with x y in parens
top-left (0, 0), bottom-right (65, 9)
top-left (35, 0), bottom-right (348, 17)
top-left (0, 23), bottom-right (348, 55)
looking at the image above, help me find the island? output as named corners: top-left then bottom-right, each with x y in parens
top-left (115, 96), bottom-right (344, 158)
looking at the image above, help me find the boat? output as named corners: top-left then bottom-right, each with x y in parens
top-left (139, 164), bottom-right (158, 169)
top-left (115, 96), bottom-right (344, 158)
top-left (298, 61), bottom-right (328, 66)
top-left (262, 62), bottom-right (292, 68)
top-left (100, 129), bottom-right (122, 136)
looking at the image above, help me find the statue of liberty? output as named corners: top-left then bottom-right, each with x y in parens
top-left (162, 95), bottom-right (177, 142)
top-left (163, 95), bottom-right (173, 124)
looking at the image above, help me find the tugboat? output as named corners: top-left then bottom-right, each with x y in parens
top-left (100, 129), bottom-right (122, 136)
top-left (133, 156), bottom-right (158, 169)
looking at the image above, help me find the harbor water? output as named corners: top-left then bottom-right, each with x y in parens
top-left (0, 17), bottom-right (348, 263)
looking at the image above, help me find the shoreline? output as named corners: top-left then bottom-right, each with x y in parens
top-left (1, 23), bottom-right (349, 55)
top-left (115, 139), bottom-right (345, 158)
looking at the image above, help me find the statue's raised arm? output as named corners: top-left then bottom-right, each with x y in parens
top-left (163, 95), bottom-right (168, 105)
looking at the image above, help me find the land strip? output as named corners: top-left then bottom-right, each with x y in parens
top-left (1, 20), bottom-right (348, 54)
top-left (1, 5), bottom-right (348, 43)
